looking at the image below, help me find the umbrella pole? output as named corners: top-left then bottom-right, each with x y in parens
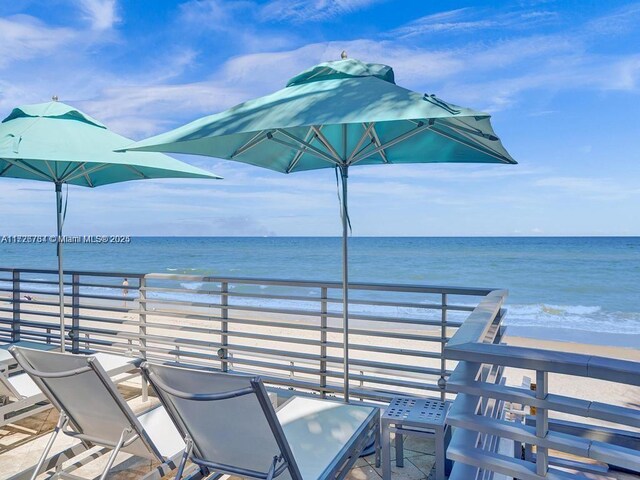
top-left (340, 165), bottom-right (350, 402)
top-left (55, 183), bottom-right (65, 352)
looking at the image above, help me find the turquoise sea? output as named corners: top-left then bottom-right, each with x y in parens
top-left (1, 237), bottom-right (639, 347)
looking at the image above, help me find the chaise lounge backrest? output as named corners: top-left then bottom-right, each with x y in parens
top-left (142, 362), bottom-right (302, 480)
top-left (10, 347), bottom-right (161, 461)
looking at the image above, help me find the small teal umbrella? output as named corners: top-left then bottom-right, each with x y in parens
top-left (124, 57), bottom-right (516, 400)
top-left (0, 100), bottom-right (221, 351)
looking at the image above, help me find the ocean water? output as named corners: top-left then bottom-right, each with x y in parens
top-left (1, 237), bottom-right (639, 346)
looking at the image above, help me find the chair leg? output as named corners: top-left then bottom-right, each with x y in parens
top-left (175, 436), bottom-right (194, 480)
top-left (30, 411), bottom-right (69, 480)
top-left (98, 427), bottom-right (131, 480)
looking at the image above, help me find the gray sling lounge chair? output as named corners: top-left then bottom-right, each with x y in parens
top-left (8, 347), bottom-right (185, 480)
top-left (141, 362), bottom-right (380, 480)
top-left (0, 349), bottom-right (137, 427)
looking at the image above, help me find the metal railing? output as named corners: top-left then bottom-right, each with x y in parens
top-left (445, 290), bottom-right (640, 479)
top-left (3, 266), bottom-right (638, 477)
top-left (0, 267), bottom-right (496, 403)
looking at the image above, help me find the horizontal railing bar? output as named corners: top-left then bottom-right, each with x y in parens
top-left (0, 267), bottom-right (144, 278)
top-left (347, 358), bottom-right (446, 376)
top-left (141, 285), bottom-right (475, 311)
top-left (0, 287), bottom-right (136, 303)
top-left (447, 342), bottom-right (640, 387)
top-left (141, 304), bottom-right (456, 327)
top-left (447, 441), bottom-right (575, 480)
top-left (348, 343), bottom-right (443, 358)
top-left (449, 411), bottom-right (640, 472)
top-left (138, 314), bottom-right (457, 340)
top-left (1, 302), bottom-right (132, 316)
top-left (140, 292), bottom-right (472, 315)
top-left (349, 328), bottom-right (452, 342)
top-left (449, 379), bottom-right (640, 429)
top-left (348, 372), bottom-right (441, 391)
top-left (143, 272), bottom-right (495, 296)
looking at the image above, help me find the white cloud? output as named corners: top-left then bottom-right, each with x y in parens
top-left (0, 15), bottom-right (75, 68)
top-left (259, 0), bottom-right (382, 22)
top-left (391, 7), bottom-right (558, 38)
top-left (79, 81), bottom-right (249, 138)
top-left (75, 0), bottom-right (120, 31)
top-left (586, 2), bottom-right (640, 35)
top-left (392, 8), bottom-right (495, 37)
top-left (178, 0), bottom-right (253, 31)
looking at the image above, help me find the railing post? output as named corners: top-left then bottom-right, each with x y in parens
top-left (536, 370), bottom-right (549, 476)
top-left (320, 286), bottom-right (328, 398)
top-left (221, 282), bottom-right (229, 372)
top-left (139, 276), bottom-right (148, 402)
top-left (71, 273), bottom-right (80, 353)
top-left (439, 293), bottom-right (448, 401)
top-left (11, 270), bottom-right (20, 342)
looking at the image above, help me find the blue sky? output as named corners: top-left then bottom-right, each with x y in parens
top-left (1, 0), bottom-right (639, 236)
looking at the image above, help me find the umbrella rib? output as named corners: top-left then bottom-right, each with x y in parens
top-left (442, 118), bottom-right (499, 141)
top-left (80, 165), bottom-right (94, 187)
top-left (0, 163), bottom-right (13, 176)
top-left (59, 162), bottom-right (87, 183)
top-left (43, 160), bottom-right (58, 181)
top-left (347, 123), bottom-right (375, 162)
top-left (436, 121), bottom-right (510, 161)
top-left (429, 123), bottom-right (512, 163)
top-left (271, 130), bottom-right (340, 166)
top-left (2, 158), bottom-right (54, 181)
top-left (125, 165), bottom-right (149, 179)
top-left (368, 124), bottom-right (388, 163)
top-left (231, 131), bottom-right (270, 159)
top-left (59, 161), bottom-right (81, 180)
top-left (350, 121), bottom-right (431, 165)
top-left (310, 126), bottom-right (344, 163)
top-left (64, 163), bottom-right (110, 183)
top-left (286, 127), bottom-right (314, 173)
top-left (407, 118), bottom-right (511, 162)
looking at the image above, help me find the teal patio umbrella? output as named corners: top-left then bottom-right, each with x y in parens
top-left (0, 100), bottom-right (221, 351)
top-left (124, 57), bottom-right (517, 400)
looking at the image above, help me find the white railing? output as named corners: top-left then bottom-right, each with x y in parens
top-left (445, 290), bottom-right (640, 479)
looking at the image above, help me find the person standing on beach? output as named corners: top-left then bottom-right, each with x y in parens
top-left (122, 278), bottom-right (129, 308)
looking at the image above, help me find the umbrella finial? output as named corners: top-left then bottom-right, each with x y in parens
top-left (52, 95), bottom-right (59, 102)
top-left (340, 50), bottom-right (347, 59)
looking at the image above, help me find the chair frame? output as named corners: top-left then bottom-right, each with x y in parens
top-left (142, 362), bottom-right (380, 480)
top-left (7, 347), bottom-right (183, 480)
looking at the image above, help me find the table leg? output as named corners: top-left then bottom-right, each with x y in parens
top-left (435, 427), bottom-right (444, 480)
top-left (375, 417), bottom-right (381, 468)
top-left (396, 430), bottom-right (404, 467)
top-left (381, 422), bottom-right (391, 480)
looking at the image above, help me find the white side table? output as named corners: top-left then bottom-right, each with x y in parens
top-left (381, 397), bottom-right (451, 480)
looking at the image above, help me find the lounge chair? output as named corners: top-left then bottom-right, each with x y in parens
top-left (8, 347), bottom-right (185, 480)
top-left (141, 362), bottom-right (380, 480)
top-left (0, 350), bottom-right (137, 428)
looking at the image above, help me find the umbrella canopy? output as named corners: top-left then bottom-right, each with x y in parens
top-left (125, 58), bottom-right (514, 169)
top-left (0, 100), bottom-right (221, 351)
top-left (0, 101), bottom-right (219, 185)
top-left (123, 57), bottom-right (516, 400)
